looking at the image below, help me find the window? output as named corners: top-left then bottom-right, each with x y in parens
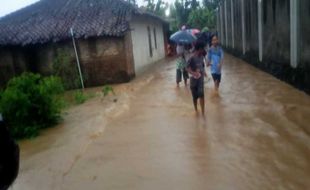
top-left (153, 27), bottom-right (157, 49)
top-left (147, 26), bottom-right (153, 57)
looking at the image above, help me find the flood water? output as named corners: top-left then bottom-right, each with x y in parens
top-left (14, 54), bottom-right (310, 190)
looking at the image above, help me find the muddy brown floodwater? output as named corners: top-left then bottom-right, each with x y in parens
top-left (14, 54), bottom-right (310, 190)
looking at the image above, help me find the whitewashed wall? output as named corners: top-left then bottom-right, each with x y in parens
top-left (130, 16), bottom-right (165, 74)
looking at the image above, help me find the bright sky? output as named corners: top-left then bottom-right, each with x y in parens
top-left (0, 0), bottom-right (182, 18)
top-left (0, 0), bottom-right (39, 17)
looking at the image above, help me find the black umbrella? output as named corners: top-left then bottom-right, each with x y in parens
top-left (169, 30), bottom-right (197, 44)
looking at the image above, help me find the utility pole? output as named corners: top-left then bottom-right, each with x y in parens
top-left (70, 28), bottom-right (85, 89)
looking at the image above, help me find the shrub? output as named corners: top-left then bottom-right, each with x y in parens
top-left (102, 85), bottom-right (115, 97)
top-left (0, 73), bottom-right (64, 139)
top-left (74, 91), bottom-right (87, 104)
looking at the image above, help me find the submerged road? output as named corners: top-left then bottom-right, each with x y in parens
top-left (15, 54), bottom-right (310, 190)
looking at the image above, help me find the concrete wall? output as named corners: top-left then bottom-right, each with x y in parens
top-left (217, 0), bottom-right (310, 93)
top-left (130, 16), bottom-right (166, 74)
top-left (300, 0), bottom-right (310, 65)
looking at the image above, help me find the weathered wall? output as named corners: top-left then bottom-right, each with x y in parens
top-left (0, 36), bottom-right (134, 88)
top-left (218, 0), bottom-right (310, 93)
top-left (245, 0), bottom-right (258, 54)
top-left (262, 0), bottom-right (290, 63)
top-left (34, 37), bottom-right (131, 87)
top-left (0, 49), bottom-right (15, 88)
top-left (130, 16), bottom-right (166, 74)
top-left (77, 37), bottom-right (130, 86)
top-left (300, 0), bottom-right (310, 65)
top-left (124, 32), bottom-right (136, 79)
top-left (0, 47), bottom-right (28, 88)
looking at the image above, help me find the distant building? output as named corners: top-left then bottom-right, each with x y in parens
top-left (0, 0), bottom-right (168, 87)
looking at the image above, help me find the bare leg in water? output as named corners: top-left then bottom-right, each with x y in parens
top-left (214, 80), bottom-right (220, 91)
top-left (193, 98), bottom-right (198, 113)
top-left (199, 97), bottom-right (205, 115)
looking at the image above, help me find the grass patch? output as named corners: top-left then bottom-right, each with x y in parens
top-left (61, 89), bottom-right (96, 108)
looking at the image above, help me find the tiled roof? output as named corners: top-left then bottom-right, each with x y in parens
top-left (0, 0), bottom-right (165, 46)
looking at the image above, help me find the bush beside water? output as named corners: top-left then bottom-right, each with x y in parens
top-left (0, 73), bottom-right (64, 139)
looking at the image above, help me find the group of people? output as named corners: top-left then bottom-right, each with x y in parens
top-left (176, 35), bottom-right (224, 115)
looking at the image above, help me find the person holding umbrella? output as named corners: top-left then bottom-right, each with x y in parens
top-left (170, 26), bottom-right (196, 87)
top-left (175, 46), bottom-right (190, 87)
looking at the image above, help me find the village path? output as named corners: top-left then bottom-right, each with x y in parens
top-left (14, 54), bottom-right (310, 190)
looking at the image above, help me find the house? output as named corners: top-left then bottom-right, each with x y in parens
top-left (0, 0), bottom-right (168, 88)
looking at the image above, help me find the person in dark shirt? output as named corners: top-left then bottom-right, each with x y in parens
top-left (0, 114), bottom-right (19, 190)
top-left (187, 41), bottom-right (207, 115)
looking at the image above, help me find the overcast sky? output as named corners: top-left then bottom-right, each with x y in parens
top-left (0, 0), bottom-right (185, 18)
top-left (0, 0), bottom-right (38, 17)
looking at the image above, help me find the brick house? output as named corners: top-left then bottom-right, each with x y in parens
top-left (0, 0), bottom-right (168, 88)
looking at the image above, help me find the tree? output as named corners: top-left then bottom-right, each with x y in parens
top-left (144, 0), bottom-right (168, 17)
top-left (203, 0), bottom-right (220, 10)
top-left (191, 0), bottom-right (200, 10)
top-left (168, 4), bottom-right (178, 31)
top-left (167, 0), bottom-right (218, 32)
top-left (174, 0), bottom-right (190, 29)
top-left (126, 0), bottom-right (137, 6)
top-left (144, 0), bottom-right (155, 11)
top-left (188, 7), bottom-right (216, 30)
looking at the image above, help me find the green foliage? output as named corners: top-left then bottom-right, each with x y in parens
top-left (190, 0), bottom-right (200, 10)
top-left (0, 73), bottom-right (64, 139)
top-left (53, 49), bottom-right (82, 89)
top-left (203, 0), bottom-right (220, 10)
top-left (174, 0), bottom-right (191, 28)
top-left (102, 85), bottom-right (115, 97)
top-left (74, 91), bottom-right (87, 104)
top-left (167, 0), bottom-right (218, 32)
top-left (188, 7), bottom-right (216, 30)
top-left (168, 4), bottom-right (178, 32)
top-left (144, 0), bottom-right (169, 17)
top-left (169, 0), bottom-right (200, 31)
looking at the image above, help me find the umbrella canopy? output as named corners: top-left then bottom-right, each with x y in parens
top-left (187, 29), bottom-right (200, 36)
top-left (170, 30), bottom-right (196, 44)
